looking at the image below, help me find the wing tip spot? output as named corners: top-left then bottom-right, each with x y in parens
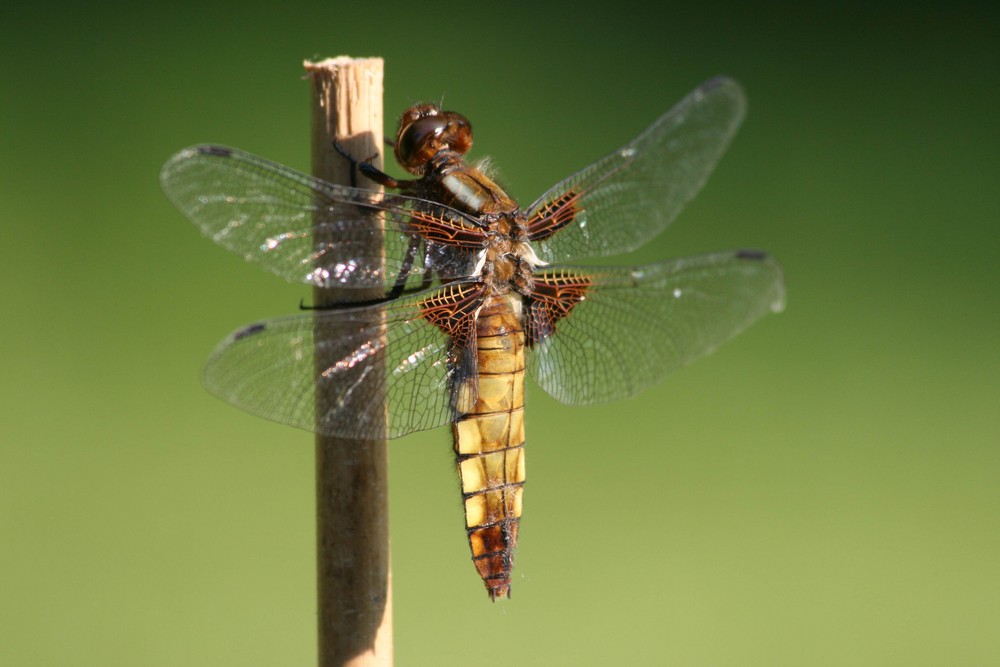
top-left (197, 145), bottom-right (233, 158)
top-left (735, 249), bottom-right (768, 261)
top-left (233, 322), bottom-right (266, 341)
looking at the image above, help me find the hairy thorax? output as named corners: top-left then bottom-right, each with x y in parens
top-left (419, 153), bottom-right (541, 296)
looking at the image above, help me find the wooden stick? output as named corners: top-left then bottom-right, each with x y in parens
top-left (303, 56), bottom-right (392, 667)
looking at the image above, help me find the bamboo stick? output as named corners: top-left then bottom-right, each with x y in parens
top-left (303, 56), bottom-right (392, 667)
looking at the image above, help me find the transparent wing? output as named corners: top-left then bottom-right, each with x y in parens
top-left (527, 251), bottom-right (785, 405)
top-left (202, 286), bottom-right (462, 439)
top-left (160, 146), bottom-right (483, 294)
top-left (525, 77), bottom-right (746, 262)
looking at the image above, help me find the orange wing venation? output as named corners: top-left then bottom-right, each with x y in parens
top-left (406, 209), bottom-right (489, 248)
top-left (419, 282), bottom-right (487, 347)
top-left (526, 76), bottom-right (747, 264)
top-left (525, 189), bottom-right (582, 242)
top-left (159, 145), bottom-right (484, 295)
top-left (201, 283), bottom-right (488, 440)
top-left (526, 250), bottom-right (786, 406)
top-left (525, 269), bottom-right (592, 345)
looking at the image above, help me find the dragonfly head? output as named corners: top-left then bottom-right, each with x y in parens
top-left (395, 104), bottom-right (473, 175)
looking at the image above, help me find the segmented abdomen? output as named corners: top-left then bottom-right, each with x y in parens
top-left (452, 293), bottom-right (526, 600)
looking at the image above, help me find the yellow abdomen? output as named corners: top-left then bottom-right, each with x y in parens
top-left (452, 294), bottom-right (526, 600)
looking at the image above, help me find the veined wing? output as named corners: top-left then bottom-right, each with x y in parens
top-left (526, 250), bottom-right (785, 405)
top-left (160, 146), bottom-right (485, 295)
top-left (525, 77), bottom-right (746, 262)
top-left (202, 284), bottom-right (468, 439)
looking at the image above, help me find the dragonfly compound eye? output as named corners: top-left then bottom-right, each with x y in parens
top-left (395, 106), bottom-right (473, 173)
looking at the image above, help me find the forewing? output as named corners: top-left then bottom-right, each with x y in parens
top-left (527, 251), bottom-right (785, 405)
top-left (160, 146), bottom-right (482, 294)
top-left (202, 287), bottom-right (459, 439)
top-left (526, 77), bottom-right (746, 261)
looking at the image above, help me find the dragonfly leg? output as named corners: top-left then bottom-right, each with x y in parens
top-left (332, 141), bottom-right (414, 190)
top-left (386, 235), bottom-right (424, 300)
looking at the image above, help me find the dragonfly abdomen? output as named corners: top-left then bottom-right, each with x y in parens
top-left (452, 294), bottom-right (526, 600)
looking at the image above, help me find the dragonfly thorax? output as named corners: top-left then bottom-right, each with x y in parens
top-left (476, 236), bottom-right (536, 296)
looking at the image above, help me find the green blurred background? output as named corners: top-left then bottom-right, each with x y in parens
top-left (2, 1), bottom-right (997, 665)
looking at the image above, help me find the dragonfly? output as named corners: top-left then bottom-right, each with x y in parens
top-left (160, 76), bottom-right (785, 600)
